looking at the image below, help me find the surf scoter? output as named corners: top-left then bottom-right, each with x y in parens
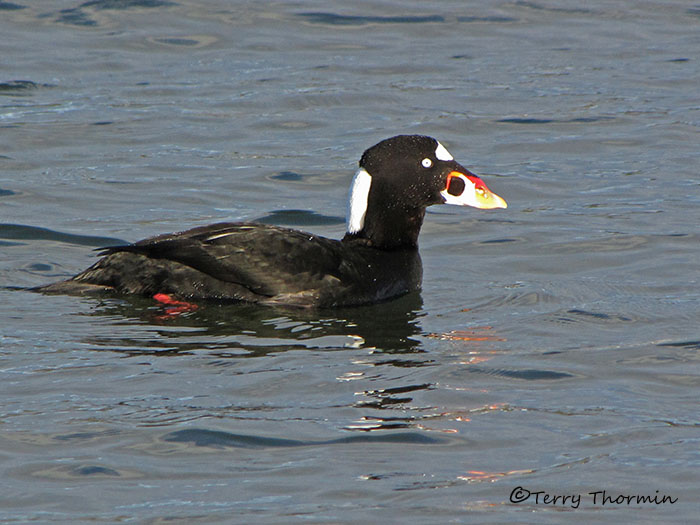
top-left (37, 135), bottom-right (506, 307)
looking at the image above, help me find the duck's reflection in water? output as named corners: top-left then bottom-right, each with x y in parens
top-left (79, 292), bottom-right (427, 358)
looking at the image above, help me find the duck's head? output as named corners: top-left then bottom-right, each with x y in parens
top-left (345, 135), bottom-right (507, 248)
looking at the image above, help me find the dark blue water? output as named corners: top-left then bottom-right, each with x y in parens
top-left (1, 1), bottom-right (698, 522)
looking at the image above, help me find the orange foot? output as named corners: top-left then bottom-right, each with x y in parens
top-left (153, 293), bottom-right (199, 317)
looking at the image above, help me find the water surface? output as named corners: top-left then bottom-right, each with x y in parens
top-left (1, 1), bottom-right (699, 522)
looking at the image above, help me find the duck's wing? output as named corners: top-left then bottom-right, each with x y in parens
top-left (100, 222), bottom-right (354, 298)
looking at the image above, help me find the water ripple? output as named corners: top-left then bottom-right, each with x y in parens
top-left (0, 223), bottom-right (125, 247)
top-left (297, 12), bottom-right (445, 26)
top-left (0, 2), bottom-right (25, 10)
top-left (54, 0), bottom-right (177, 26)
top-left (163, 428), bottom-right (448, 449)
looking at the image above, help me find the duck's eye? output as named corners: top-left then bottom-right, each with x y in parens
top-left (421, 158), bottom-right (433, 168)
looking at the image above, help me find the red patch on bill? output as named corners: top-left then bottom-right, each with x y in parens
top-left (465, 174), bottom-right (487, 192)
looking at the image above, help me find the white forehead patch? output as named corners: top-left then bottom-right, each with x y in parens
top-left (435, 142), bottom-right (454, 161)
top-left (347, 168), bottom-right (372, 234)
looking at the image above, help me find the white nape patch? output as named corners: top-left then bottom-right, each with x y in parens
top-left (435, 142), bottom-right (454, 161)
top-left (347, 168), bottom-right (372, 234)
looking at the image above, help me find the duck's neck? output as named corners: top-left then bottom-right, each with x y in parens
top-left (342, 206), bottom-right (425, 249)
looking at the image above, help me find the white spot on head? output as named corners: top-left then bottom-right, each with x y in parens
top-left (347, 168), bottom-right (372, 234)
top-left (435, 142), bottom-right (454, 161)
